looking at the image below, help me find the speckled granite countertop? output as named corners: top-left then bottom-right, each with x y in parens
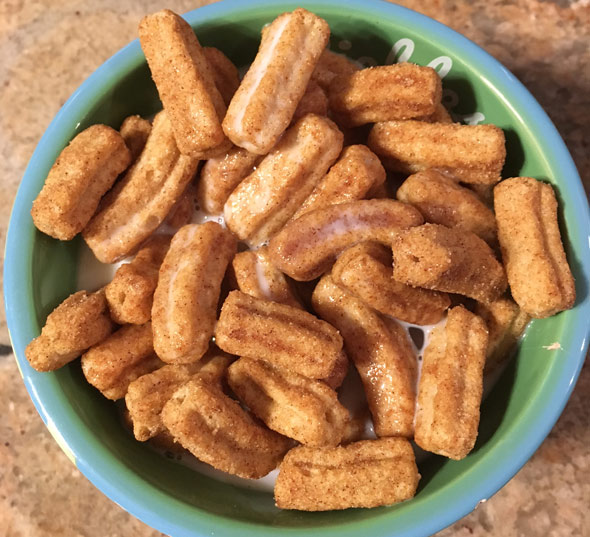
top-left (1, 0), bottom-right (589, 535)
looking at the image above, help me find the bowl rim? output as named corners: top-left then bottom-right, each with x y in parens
top-left (4, 0), bottom-right (590, 536)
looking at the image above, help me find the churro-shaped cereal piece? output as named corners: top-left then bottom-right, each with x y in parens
top-left (232, 247), bottom-right (302, 308)
top-left (494, 177), bottom-right (575, 317)
top-left (275, 438), bottom-right (419, 510)
top-left (105, 235), bottom-right (170, 324)
top-left (25, 290), bottom-right (114, 372)
top-left (126, 352), bottom-right (232, 441)
top-left (225, 114), bottom-right (343, 244)
top-left (269, 199), bottom-right (423, 281)
top-left (215, 290), bottom-right (343, 379)
top-left (83, 111), bottom-right (199, 263)
top-left (312, 275), bottom-right (417, 437)
top-left (311, 49), bottom-right (360, 91)
top-left (415, 306), bottom-right (488, 459)
top-left (31, 125), bottom-right (131, 240)
top-left (292, 80), bottom-right (328, 123)
top-left (332, 242), bottom-right (450, 325)
top-left (392, 224), bottom-right (507, 303)
top-left (368, 121), bottom-right (506, 184)
top-left (329, 64), bottom-right (442, 127)
top-left (476, 297), bottom-right (530, 375)
top-left (396, 169), bottom-right (497, 245)
top-left (228, 358), bottom-right (349, 447)
top-left (162, 376), bottom-right (290, 478)
top-left (139, 10), bottom-right (228, 156)
top-left (152, 222), bottom-right (236, 364)
top-left (203, 47), bottom-right (240, 106)
top-left (81, 323), bottom-right (162, 400)
top-left (223, 8), bottom-right (330, 154)
top-left (292, 144), bottom-right (386, 219)
top-left (197, 146), bottom-right (260, 214)
top-left (119, 115), bottom-right (152, 161)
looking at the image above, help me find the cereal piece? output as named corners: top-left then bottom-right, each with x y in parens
top-left (203, 47), bottom-right (240, 106)
top-left (414, 306), bottom-right (488, 460)
top-left (392, 223), bottom-right (507, 303)
top-left (139, 10), bottom-right (228, 156)
top-left (81, 323), bottom-right (162, 401)
top-left (31, 125), bottom-right (131, 240)
top-left (322, 350), bottom-right (349, 389)
top-left (311, 49), bottom-right (360, 91)
top-left (197, 146), bottom-right (261, 214)
top-left (494, 177), bottom-right (575, 318)
top-left (329, 64), bottom-right (442, 127)
top-left (119, 115), bottom-right (152, 161)
top-left (223, 8), bottom-right (330, 154)
top-left (105, 235), bottom-right (171, 325)
top-left (269, 199), bottom-right (423, 281)
top-left (313, 275), bottom-right (417, 437)
top-left (162, 376), bottom-right (290, 478)
top-left (215, 290), bottom-right (343, 379)
top-left (224, 114), bottom-right (343, 245)
top-left (83, 111), bottom-right (199, 263)
top-left (332, 242), bottom-right (450, 325)
top-left (291, 80), bottom-right (328, 123)
top-left (25, 290), bottom-right (114, 372)
top-left (232, 247), bottom-right (302, 308)
top-left (292, 144), bottom-right (386, 219)
top-left (126, 352), bottom-right (232, 441)
top-left (152, 222), bottom-right (237, 364)
top-left (165, 184), bottom-right (197, 230)
top-left (368, 121), bottom-right (506, 185)
top-left (396, 168), bottom-right (497, 245)
top-left (476, 297), bottom-right (530, 375)
top-left (227, 358), bottom-right (349, 447)
top-left (275, 438), bottom-right (419, 510)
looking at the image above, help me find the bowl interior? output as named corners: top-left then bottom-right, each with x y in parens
top-left (6, 1), bottom-right (589, 536)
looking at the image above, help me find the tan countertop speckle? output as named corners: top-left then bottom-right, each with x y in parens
top-left (1, 1), bottom-right (588, 535)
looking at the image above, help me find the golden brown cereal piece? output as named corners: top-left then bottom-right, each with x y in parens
top-left (119, 115), bottom-right (152, 162)
top-left (224, 114), bottom-right (343, 245)
top-left (25, 290), bottom-right (114, 372)
top-left (476, 297), bottom-right (530, 375)
top-left (291, 80), bottom-right (328, 123)
top-left (197, 146), bottom-right (261, 214)
top-left (82, 111), bottom-right (199, 263)
top-left (162, 376), bottom-right (290, 478)
top-left (275, 438), bottom-right (419, 510)
top-left (392, 223), bottom-right (507, 303)
top-left (312, 275), bottom-right (417, 437)
top-left (227, 358), bottom-right (349, 447)
top-left (139, 10), bottom-right (228, 156)
top-left (494, 177), bottom-right (575, 318)
top-left (223, 8), bottom-right (330, 154)
top-left (311, 49), bottom-right (360, 91)
top-left (396, 169), bottom-right (497, 245)
top-left (105, 235), bottom-right (171, 325)
top-left (81, 323), bottom-right (162, 401)
top-left (414, 306), bottom-right (488, 460)
top-left (368, 121), bottom-right (506, 185)
top-left (269, 199), bottom-right (423, 281)
top-left (329, 64), bottom-right (442, 127)
top-left (203, 47), bottom-right (240, 106)
top-left (125, 352), bottom-right (232, 441)
top-left (322, 350), bottom-right (349, 389)
top-left (152, 222), bottom-right (237, 364)
top-left (292, 144), bottom-right (386, 220)
top-left (215, 290), bottom-right (343, 379)
top-left (31, 125), bottom-right (131, 240)
top-left (332, 242), bottom-right (450, 325)
top-left (232, 247), bottom-right (302, 308)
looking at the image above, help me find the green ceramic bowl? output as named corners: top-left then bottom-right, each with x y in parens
top-left (5, 1), bottom-right (590, 536)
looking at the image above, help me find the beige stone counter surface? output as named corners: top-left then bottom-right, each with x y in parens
top-left (1, 0), bottom-right (589, 535)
